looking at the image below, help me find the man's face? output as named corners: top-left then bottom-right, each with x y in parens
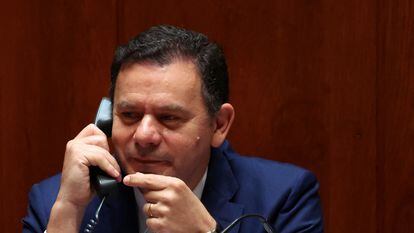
top-left (111, 59), bottom-right (215, 189)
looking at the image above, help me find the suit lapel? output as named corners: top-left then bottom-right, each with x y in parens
top-left (202, 143), bottom-right (244, 233)
top-left (99, 184), bottom-right (140, 233)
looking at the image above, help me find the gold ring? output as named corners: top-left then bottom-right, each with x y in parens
top-left (148, 203), bottom-right (154, 218)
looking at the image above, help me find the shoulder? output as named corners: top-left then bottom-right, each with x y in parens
top-left (22, 174), bottom-right (62, 232)
top-left (29, 173), bottom-right (61, 209)
top-left (213, 142), bottom-right (323, 231)
top-left (229, 152), bottom-right (319, 205)
top-left (33, 174), bottom-right (62, 193)
top-left (215, 141), bottom-right (321, 211)
top-left (30, 174), bottom-right (62, 206)
top-left (222, 143), bottom-right (317, 191)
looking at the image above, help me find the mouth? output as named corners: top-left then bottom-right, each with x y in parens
top-left (131, 157), bottom-right (170, 165)
top-left (124, 156), bottom-right (172, 174)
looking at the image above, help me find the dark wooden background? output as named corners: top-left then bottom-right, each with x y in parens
top-left (1, 0), bottom-right (413, 232)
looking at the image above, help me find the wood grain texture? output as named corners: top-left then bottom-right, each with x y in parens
top-left (0, 1), bottom-right (117, 232)
top-left (377, 0), bottom-right (414, 232)
top-left (0, 0), bottom-right (412, 232)
top-left (321, 1), bottom-right (377, 232)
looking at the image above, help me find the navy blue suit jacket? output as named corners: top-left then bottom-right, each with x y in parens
top-left (22, 141), bottom-right (323, 232)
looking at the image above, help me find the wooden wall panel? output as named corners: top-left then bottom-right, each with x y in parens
top-left (377, 0), bottom-right (414, 232)
top-left (321, 1), bottom-right (377, 232)
top-left (0, 0), bottom-right (412, 232)
top-left (118, 1), bottom-right (376, 232)
top-left (0, 1), bottom-right (117, 232)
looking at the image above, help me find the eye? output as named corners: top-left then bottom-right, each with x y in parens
top-left (159, 114), bottom-right (179, 122)
top-left (158, 114), bottom-right (184, 129)
top-left (120, 112), bottom-right (141, 123)
top-left (122, 112), bottom-right (135, 118)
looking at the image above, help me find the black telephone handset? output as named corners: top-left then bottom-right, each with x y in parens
top-left (90, 97), bottom-right (118, 198)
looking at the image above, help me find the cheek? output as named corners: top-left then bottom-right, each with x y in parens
top-left (161, 127), bottom-right (203, 149)
top-left (111, 120), bottom-right (134, 152)
top-left (111, 124), bottom-right (135, 174)
top-left (164, 117), bottom-right (213, 142)
top-left (163, 131), bottom-right (211, 186)
top-left (162, 127), bottom-right (212, 164)
top-left (111, 129), bottom-right (124, 148)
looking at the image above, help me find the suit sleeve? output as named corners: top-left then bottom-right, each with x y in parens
top-left (22, 184), bottom-right (49, 233)
top-left (275, 171), bottom-right (324, 233)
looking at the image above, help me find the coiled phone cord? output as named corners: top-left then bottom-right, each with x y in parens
top-left (83, 197), bottom-right (106, 233)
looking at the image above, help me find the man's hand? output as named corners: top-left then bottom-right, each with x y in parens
top-left (47, 124), bottom-right (121, 233)
top-left (124, 172), bottom-right (217, 233)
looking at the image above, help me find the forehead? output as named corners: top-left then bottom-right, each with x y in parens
top-left (114, 60), bottom-right (204, 108)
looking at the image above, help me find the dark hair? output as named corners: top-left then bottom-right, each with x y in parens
top-left (109, 25), bottom-right (229, 115)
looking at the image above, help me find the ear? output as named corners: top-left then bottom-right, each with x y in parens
top-left (211, 103), bottom-right (235, 148)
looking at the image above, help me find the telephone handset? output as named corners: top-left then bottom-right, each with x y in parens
top-left (90, 97), bottom-right (118, 198)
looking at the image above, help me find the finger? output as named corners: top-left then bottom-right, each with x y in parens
top-left (96, 147), bottom-right (121, 176)
top-left (66, 139), bottom-right (117, 173)
top-left (146, 216), bottom-right (163, 232)
top-left (141, 189), bottom-right (172, 203)
top-left (80, 134), bottom-right (110, 151)
top-left (123, 173), bottom-right (174, 190)
top-left (65, 141), bottom-right (120, 178)
top-left (75, 124), bottom-right (106, 139)
top-left (82, 146), bottom-right (121, 179)
top-left (143, 203), bottom-right (158, 218)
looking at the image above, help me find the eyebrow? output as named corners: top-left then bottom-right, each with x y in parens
top-left (116, 101), bottom-right (192, 116)
top-left (115, 101), bottom-right (136, 109)
top-left (157, 104), bottom-right (193, 117)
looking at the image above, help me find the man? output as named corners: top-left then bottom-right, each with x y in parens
top-left (23, 25), bottom-right (323, 233)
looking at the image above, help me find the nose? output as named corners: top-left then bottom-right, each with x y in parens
top-left (133, 115), bottom-right (162, 148)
